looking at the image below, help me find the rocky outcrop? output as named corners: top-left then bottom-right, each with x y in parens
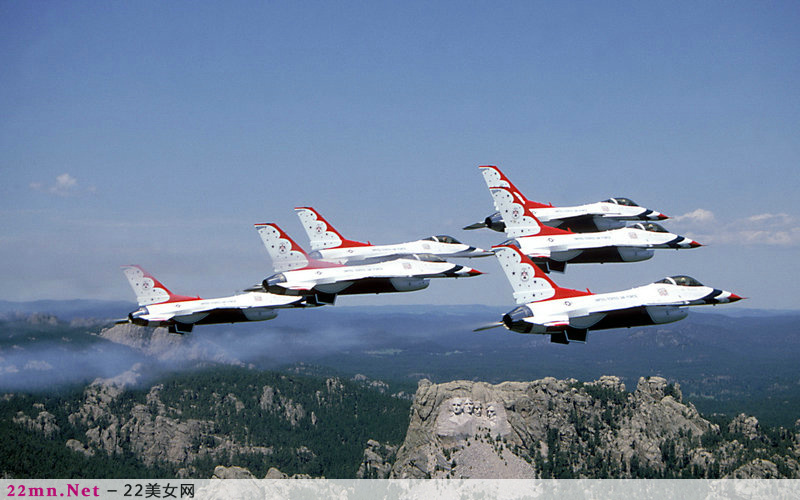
top-left (97, 324), bottom-right (242, 364)
top-left (353, 374), bottom-right (390, 393)
top-left (65, 370), bottom-right (273, 468)
top-left (13, 406), bottom-right (60, 437)
top-left (262, 467), bottom-right (316, 479)
top-left (259, 385), bottom-right (306, 427)
top-left (68, 365), bottom-right (141, 455)
top-left (390, 376), bottom-right (799, 479)
top-left (212, 466), bottom-right (256, 479)
top-left (120, 385), bottom-right (217, 466)
top-left (66, 439), bottom-right (94, 457)
top-left (729, 414), bottom-right (763, 441)
top-left (356, 440), bottom-right (398, 479)
top-left (727, 459), bottom-right (781, 479)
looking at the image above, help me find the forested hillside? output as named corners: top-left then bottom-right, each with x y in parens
top-left (1, 366), bottom-right (409, 478)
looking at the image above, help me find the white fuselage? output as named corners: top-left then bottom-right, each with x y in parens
top-left (528, 201), bottom-right (659, 224)
top-left (131, 292), bottom-right (304, 327)
top-left (514, 226), bottom-right (696, 263)
top-left (505, 282), bottom-right (738, 335)
top-left (311, 240), bottom-right (489, 264)
top-left (265, 257), bottom-right (478, 296)
top-left (477, 165), bottom-right (667, 232)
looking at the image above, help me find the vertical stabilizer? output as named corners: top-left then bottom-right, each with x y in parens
top-left (121, 265), bottom-right (200, 306)
top-left (489, 187), bottom-right (572, 238)
top-left (479, 166), bottom-right (551, 209)
top-left (492, 245), bottom-right (590, 304)
top-left (255, 224), bottom-right (311, 271)
top-left (294, 207), bottom-right (370, 251)
top-left (255, 223), bottom-right (341, 272)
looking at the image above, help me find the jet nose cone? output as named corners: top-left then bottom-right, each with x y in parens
top-left (657, 213), bottom-right (670, 220)
top-left (728, 293), bottom-right (744, 303)
top-left (465, 268), bottom-right (483, 277)
top-left (689, 241), bottom-right (703, 248)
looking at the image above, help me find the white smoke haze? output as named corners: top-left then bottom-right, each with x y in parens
top-left (0, 305), bottom-right (493, 393)
top-left (0, 316), bottom-right (375, 392)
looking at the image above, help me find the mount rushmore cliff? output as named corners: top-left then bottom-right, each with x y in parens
top-left (388, 376), bottom-right (800, 479)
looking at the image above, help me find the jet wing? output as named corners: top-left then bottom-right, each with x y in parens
top-left (338, 253), bottom-right (413, 265)
top-left (268, 280), bottom-right (318, 292)
top-left (639, 299), bottom-right (691, 308)
top-left (284, 283), bottom-right (317, 291)
top-left (523, 314), bottom-right (570, 329)
top-left (143, 315), bottom-right (175, 322)
top-left (546, 214), bottom-right (605, 232)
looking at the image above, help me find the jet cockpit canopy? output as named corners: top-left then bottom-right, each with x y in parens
top-left (657, 275), bottom-right (704, 287)
top-left (423, 235), bottom-right (462, 244)
top-left (632, 222), bottom-right (668, 233)
top-left (604, 197), bottom-right (639, 207)
top-left (498, 239), bottom-right (521, 248)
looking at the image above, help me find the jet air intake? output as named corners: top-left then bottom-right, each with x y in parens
top-left (263, 273), bottom-right (292, 295)
top-left (502, 305), bottom-right (534, 333)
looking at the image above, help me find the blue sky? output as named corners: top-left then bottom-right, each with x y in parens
top-left (1, 2), bottom-right (798, 310)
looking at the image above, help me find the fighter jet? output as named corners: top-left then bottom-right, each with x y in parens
top-left (464, 165), bottom-right (669, 233)
top-left (294, 206), bottom-right (491, 264)
top-left (253, 223), bottom-right (482, 304)
top-left (488, 186), bottom-right (701, 272)
top-left (119, 265), bottom-right (310, 334)
top-left (479, 245), bottom-right (742, 344)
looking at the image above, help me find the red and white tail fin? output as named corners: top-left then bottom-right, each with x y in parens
top-left (294, 207), bottom-right (371, 251)
top-left (492, 245), bottom-right (591, 304)
top-left (489, 187), bottom-right (572, 238)
top-left (479, 165), bottom-right (552, 210)
top-left (121, 265), bottom-right (200, 306)
top-left (254, 223), bottom-right (341, 272)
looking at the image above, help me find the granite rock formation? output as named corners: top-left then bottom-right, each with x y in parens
top-left (390, 376), bottom-right (800, 479)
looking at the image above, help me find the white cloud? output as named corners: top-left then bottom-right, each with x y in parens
top-left (682, 210), bottom-right (800, 246)
top-left (52, 173), bottom-right (77, 193)
top-left (746, 213), bottom-right (792, 224)
top-left (30, 173), bottom-right (85, 196)
top-left (674, 208), bottom-right (716, 224)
